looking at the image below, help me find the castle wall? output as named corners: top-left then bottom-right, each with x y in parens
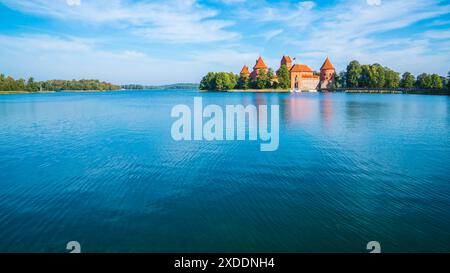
top-left (301, 78), bottom-right (320, 90)
top-left (290, 72), bottom-right (320, 90)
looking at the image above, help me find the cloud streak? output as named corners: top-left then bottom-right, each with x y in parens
top-left (0, 0), bottom-right (239, 43)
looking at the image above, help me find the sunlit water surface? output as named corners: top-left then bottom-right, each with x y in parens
top-left (0, 90), bottom-right (449, 252)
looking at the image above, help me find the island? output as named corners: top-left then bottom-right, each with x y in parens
top-left (200, 55), bottom-right (450, 95)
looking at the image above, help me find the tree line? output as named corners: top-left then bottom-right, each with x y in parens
top-left (199, 65), bottom-right (292, 91)
top-left (341, 61), bottom-right (450, 90)
top-left (0, 72), bottom-right (120, 92)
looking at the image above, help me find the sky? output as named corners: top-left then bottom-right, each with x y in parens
top-left (0, 0), bottom-right (449, 85)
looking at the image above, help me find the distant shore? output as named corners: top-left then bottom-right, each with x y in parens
top-left (0, 90), bottom-right (119, 95)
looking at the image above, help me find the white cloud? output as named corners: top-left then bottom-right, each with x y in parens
top-left (366, 0), bottom-right (381, 6)
top-left (121, 50), bottom-right (147, 59)
top-left (422, 30), bottom-right (450, 40)
top-left (0, 0), bottom-right (238, 43)
top-left (0, 34), bottom-right (93, 52)
top-left (66, 0), bottom-right (81, 7)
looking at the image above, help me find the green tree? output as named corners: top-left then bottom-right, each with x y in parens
top-left (237, 75), bottom-right (250, 90)
top-left (5, 76), bottom-right (16, 91)
top-left (369, 64), bottom-right (386, 88)
top-left (336, 71), bottom-right (346, 88)
top-left (447, 71), bottom-right (450, 89)
top-left (430, 74), bottom-right (443, 89)
top-left (359, 65), bottom-right (371, 87)
top-left (227, 72), bottom-right (238, 90)
top-left (400, 72), bottom-right (415, 88)
top-left (0, 73), bottom-right (5, 90)
top-left (346, 60), bottom-right (362, 88)
top-left (26, 77), bottom-right (40, 92)
top-left (256, 69), bottom-right (269, 89)
top-left (416, 73), bottom-right (432, 89)
top-left (266, 68), bottom-right (275, 89)
top-left (213, 73), bottom-right (227, 91)
top-left (277, 64), bottom-right (290, 89)
top-left (16, 79), bottom-right (26, 91)
top-left (384, 68), bottom-right (400, 89)
top-left (199, 72), bottom-right (216, 90)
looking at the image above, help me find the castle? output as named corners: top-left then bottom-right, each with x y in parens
top-left (240, 55), bottom-right (336, 91)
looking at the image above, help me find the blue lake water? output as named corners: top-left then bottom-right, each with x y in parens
top-left (0, 90), bottom-right (449, 253)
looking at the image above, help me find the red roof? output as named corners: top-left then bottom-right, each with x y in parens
top-left (290, 64), bottom-right (313, 73)
top-left (254, 56), bottom-right (268, 69)
top-left (321, 57), bottom-right (335, 70)
top-left (302, 75), bottom-right (320, 79)
top-left (240, 65), bottom-right (250, 75)
top-left (281, 55), bottom-right (292, 64)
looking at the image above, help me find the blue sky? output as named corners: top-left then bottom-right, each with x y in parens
top-left (0, 0), bottom-right (449, 85)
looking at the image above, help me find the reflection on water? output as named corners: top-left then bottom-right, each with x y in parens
top-left (0, 90), bottom-right (449, 253)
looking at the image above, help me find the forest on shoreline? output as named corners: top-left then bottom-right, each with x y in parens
top-left (0, 73), bottom-right (120, 92)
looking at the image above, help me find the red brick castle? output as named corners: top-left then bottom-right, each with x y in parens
top-left (240, 55), bottom-right (336, 91)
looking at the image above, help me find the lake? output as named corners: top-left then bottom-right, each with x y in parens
top-left (0, 90), bottom-right (449, 253)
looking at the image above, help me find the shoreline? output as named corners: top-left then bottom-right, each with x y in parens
top-left (0, 90), bottom-right (121, 95)
top-left (225, 89), bottom-right (450, 95)
top-left (1, 89), bottom-right (449, 96)
top-left (227, 89), bottom-right (289, 93)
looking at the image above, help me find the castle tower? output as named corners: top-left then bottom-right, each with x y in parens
top-left (320, 57), bottom-right (336, 89)
top-left (280, 55), bottom-right (292, 70)
top-left (240, 65), bottom-right (250, 77)
top-left (250, 56), bottom-right (268, 81)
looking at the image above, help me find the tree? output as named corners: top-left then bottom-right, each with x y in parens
top-left (384, 68), bottom-right (400, 89)
top-left (277, 64), bottom-right (291, 89)
top-left (16, 79), bottom-right (26, 91)
top-left (266, 68), bottom-right (275, 89)
top-left (359, 65), bottom-right (371, 87)
top-left (337, 71), bottom-right (346, 88)
top-left (400, 72), bottom-right (415, 88)
top-left (199, 72), bottom-right (216, 90)
top-left (370, 64), bottom-right (386, 88)
top-left (346, 60), bottom-right (362, 88)
top-left (0, 73), bottom-right (5, 90)
top-left (416, 73), bottom-right (432, 89)
top-left (228, 72), bottom-right (238, 90)
top-left (226, 72), bottom-right (238, 90)
top-left (430, 74), bottom-right (443, 89)
top-left (447, 71), bottom-right (450, 90)
top-left (5, 76), bottom-right (16, 91)
top-left (213, 73), bottom-right (228, 91)
top-left (237, 75), bottom-right (250, 90)
top-left (256, 69), bottom-right (269, 89)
